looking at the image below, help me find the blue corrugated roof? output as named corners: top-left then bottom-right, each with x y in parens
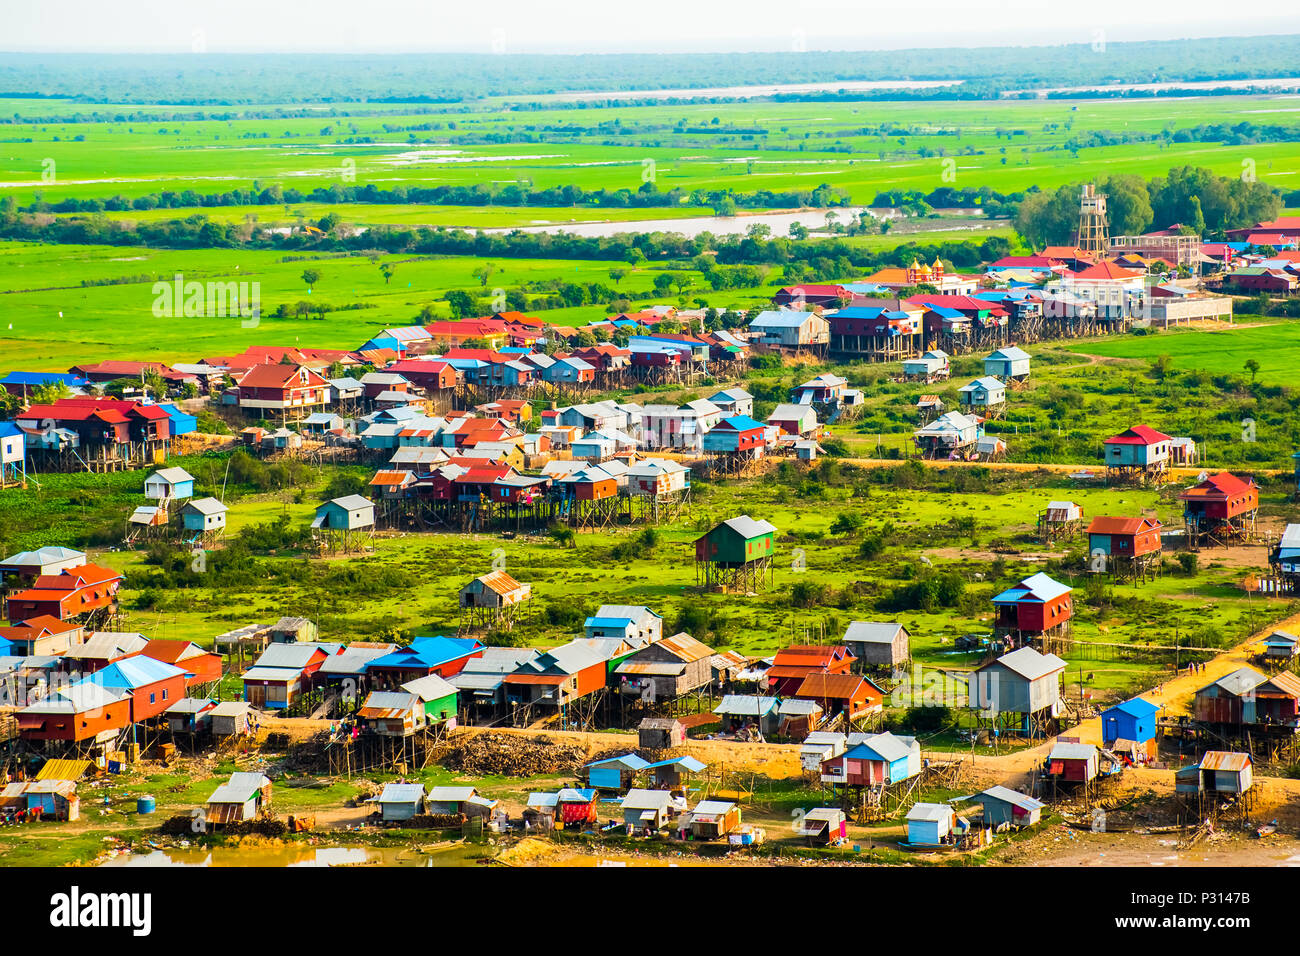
top-left (365, 635), bottom-right (483, 671)
top-left (0, 371), bottom-right (89, 388)
top-left (81, 656), bottom-right (187, 690)
top-left (585, 616), bottom-right (633, 629)
top-left (1107, 697), bottom-right (1160, 720)
top-left (719, 415), bottom-right (765, 431)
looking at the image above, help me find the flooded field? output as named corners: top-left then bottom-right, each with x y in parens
top-left (484, 205), bottom-right (882, 238)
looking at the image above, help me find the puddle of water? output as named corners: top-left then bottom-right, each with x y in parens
top-left (99, 843), bottom-right (486, 867)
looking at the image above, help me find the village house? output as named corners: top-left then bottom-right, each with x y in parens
top-left (766, 645), bottom-right (855, 696)
top-left (614, 631), bottom-right (714, 701)
top-left (686, 800), bottom-right (741, 840)
top-left (1103, 425), bottom-right (1172, 479)
top-left (585, 753), bottom-right (650, 791)
top-left (141, 638), bottom-right (224, 689)
top-left (626, 458), bottom-right (691, 498)
top-left (5, 563), bottom-right (123, 624)
top-left (164, 697), bottom-right (216, 735)
top-left (180, 498), bottom-right (228, 537)
top-left (58, 631), bottom-right (147, 674)
top-left (901, 349), bottom-right (950, 383)
top-left (210, 701), bottom-right (255, 737)
top-left (1179, 471), bottom-right (1259, 546)
top-left (765, 403), bottom-right (819, 438)
top-left (143, 467), bottom-right (194, 502)
top-left (1262, 630), bottom-right (1300, 664)
top-left (984, 346), bottom-right (1031, 382)
top-left (800, 731), bottom-right (847, 773)
top-left (990, 572), bottom-right (1073, 642)
top-left (365, 636), bottom-right (485, 688)
top-left (820, 731), bottom-right (921, 787)
top-left (1046, 741), bottom-right (1100, 784)
top-left (1100, 696), bottom-right (1161, 761)
top-left (0, 546), bottom-right (86, 587)
top-left (0, 616), bottom-right (83, 656)
top-left (842, 621), bottom-right (911, 670)
top-left (968, 646), bottom-right (1067, 733)
top-left (502, 640), bottom-right (608, 711)
top-left (707, 387), bottom-right (754, 418)
top-left (914, 411), bottom-right (981, 459)
top-left (793, 672), bottom-right (884, 722)
top-left (240, 642), bottom-right (329, 710)
top-left (638, 716), bottom-right (686, 750)
top-left (1175, 751), bottom-right (1253, 796)
top-left (78, 655), bottom-right (189, 723)
top-left (797, 807), bottom-right (847, 845)
top-left (584, 605), bottom-right (663, 647)
top-left (234, 364), bottom-right (329, 422)
top-left (426, 786), bottom-right (498, 819)
top-left (16, 683), bottom-right (131, 743)
top-left (1193, 666), bottom-right (1300, 730)
top-left (958, 376), bottom-right (1006, 415)
top-left (748, 310), bottom-right (829, 350)
top-left (1086, 516), bottom-right (1163, 579)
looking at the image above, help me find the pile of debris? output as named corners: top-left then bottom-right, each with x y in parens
top-left (440, 733), bottom-right (588, 777)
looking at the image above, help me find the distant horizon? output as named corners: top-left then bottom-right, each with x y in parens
top-left (5, 29), bottom-right (1300, 56)
top-left (4, 0), bottom-right (1300, 56)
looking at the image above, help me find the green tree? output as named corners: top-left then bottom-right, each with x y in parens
top-left (301, 268), bottom-right (321, 292)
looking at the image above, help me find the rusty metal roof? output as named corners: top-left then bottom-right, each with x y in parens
top-left (1263, 670), bottom-right (1300, 698)
top-left (1198, 751), bottom-right (1251, 771)
top-left (655, 631), bottom-right (714, 663)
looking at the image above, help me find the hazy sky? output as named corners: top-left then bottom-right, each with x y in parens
top-left (4, 0), bottom-right (1300, 54)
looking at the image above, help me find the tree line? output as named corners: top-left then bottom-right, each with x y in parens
top-left (1013, 166), bottom-right (1282, 247)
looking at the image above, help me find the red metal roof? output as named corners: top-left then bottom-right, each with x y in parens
top-left (238, 364), bottom-right (327, 389)
top-left (1179, 471), bottom-right (1256, 499)
top-left (502, 673), bottom-right (566, 685)
top-left (1087, 516), bottom-right (1160, 535)
top-left (1105, 425), bottom-right (1171, 446)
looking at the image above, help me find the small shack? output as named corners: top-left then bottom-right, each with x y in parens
top-left (165, 697), bottom-right (216, 734)
top-left (1100, 696), bottom-right (1160, 760)
top-left (800, 731), bottom-right (847, 773)
top-left (181, 498), bottom-right (228, 536)
top-left (687, 800), bottom-right (740, 840)
top-left (210, 701), bottom-right (254, 737)
top-left (620, 788), bottom-right (673, 832)
top-left (556, 788), bottom-right (599, 829)
top-left (975, 786), bottom-right (1044, 829)
top-left (585, 753), bottom-right (650, 791)
top-left (712, 694), bottom-right (780, 738)
top-left (524, 792), bottom-right (559, 831)
top-left (842, 621), bottom-right (911, 670)
top-left (644, 755), bottom-right (707, 790)
top-left (205, 772), bottom-right (272, 824)
top-left (1262, 630), bottom-right (1300, 663)
top-left (375, 783), bottom-right (426, 823)
top-left (798, 807), bottom-right (847, 846)
top-left (638, 717), bottom-right (686, 750)
top-left (426, 786), bottom-right (497, 819)
top-left (1046, 741), bottom-right (1099, 783)
top-left (1175, 751), bottom-right (1253, 795)
top-left (906, 803), bottom-right (955, 847)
